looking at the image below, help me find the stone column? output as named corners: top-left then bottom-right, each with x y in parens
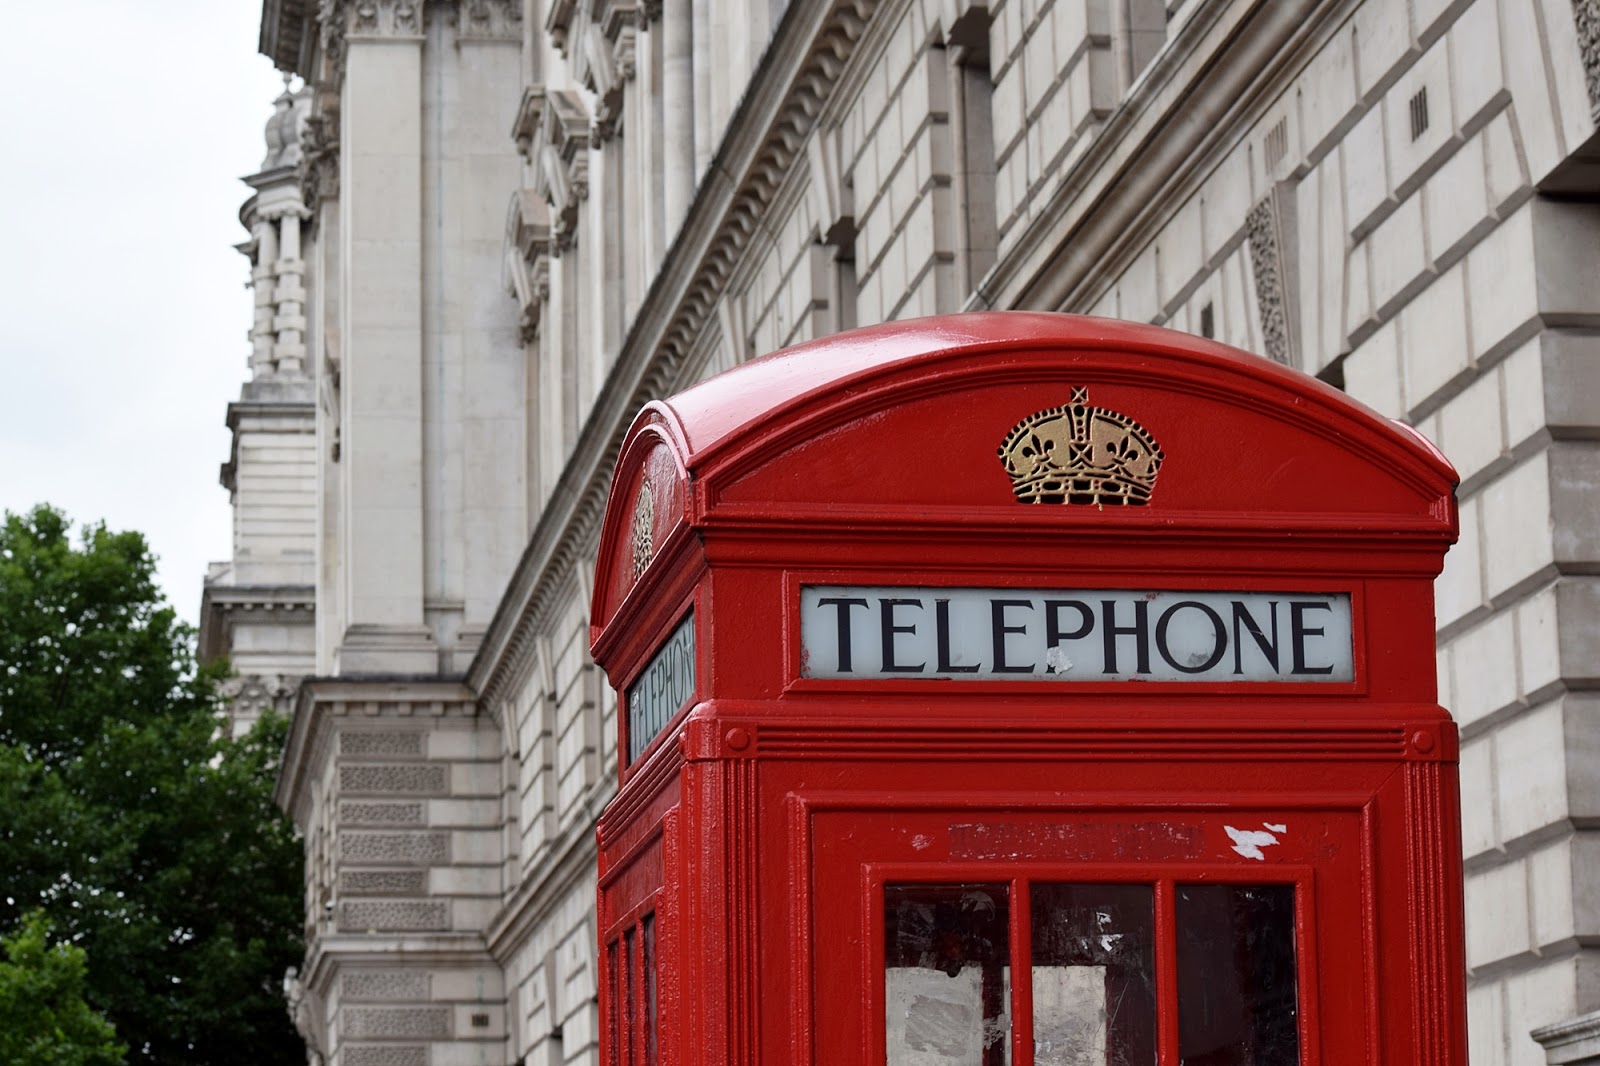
top-left (692, 0), bottom-right (712, 176)
top-left (335, 0), bottom-right (435, 673)
top-left (272, 207), bottom-right (309, 377)
top-left (447, 1), bottom-right (527, 668)
top-left (250, 220), bottom-right (279, 378)
top-left (660, 0), bottom-right (695, 236)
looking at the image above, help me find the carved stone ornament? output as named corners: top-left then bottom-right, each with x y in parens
top-left (299, 109), bottom-right (341, 212)
top-left (998, 388), bottom-right (1164, 506)
top-left (344, 0), bottom-right (424, 38)
top-left (1575, 0), bottom-right (1600, 116)
top-left (1245, 195), bottom-right (1295, 366)
top-left (223, 673), bottom-right (301, 716)
top-left (455, 0), bottom-right (524, 40)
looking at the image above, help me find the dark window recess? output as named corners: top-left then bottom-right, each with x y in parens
top-left (885, 883), bottom-right (1012, 1066)
top-left (607, 940), bottom-right (620, 1066)
top-left (624, 928), bottom-right (637, 1066)
top-left (609, 914), bottom-right (658, 1066)
top-left (1200, 302), bottom-right (1216, 339)
top-left (1176, 884), bottom-right (1301, 1066)
top-left (1031, 883), bottom-right (1157, 1066)
top-left (1409, 87), bottom-right (1429, 141)
top-left (643, 913), bottom-right (658, 1066)
top-left (471, 1013), bottom-right (491, 1028)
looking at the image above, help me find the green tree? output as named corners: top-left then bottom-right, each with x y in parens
top-left (0, 911), bottom-right (125, 1066)
top-left (0, 506), bottom-right (305, 1065)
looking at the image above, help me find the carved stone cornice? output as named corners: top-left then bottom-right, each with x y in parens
top-left (261, 0), bottom-right (315, 74)
top-left (1533, 1008), bottom-right (1600, 1064)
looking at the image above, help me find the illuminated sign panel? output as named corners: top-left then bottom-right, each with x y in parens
top-left (800, 587), bottom-right (1352, 682)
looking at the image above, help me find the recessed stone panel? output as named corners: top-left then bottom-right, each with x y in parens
top-left (340, 801), bottom-right (427, 825)
top-left (339, 764), bottom-right (448, 794)
top-left (344, 1007), bottom-right (451, 1039)
top-left (340, 831), bottom-right (449, 865)
top-left (342, 972), bottom-right (431, 1001)
top-left (340, 869), bottom-right (429, 896)
top-left (339, 900), bottom-right (449, 931)
top-left (340, 731), bottom-right (425, 756)
top-left (342, 1044), bottom-right (429, 1066)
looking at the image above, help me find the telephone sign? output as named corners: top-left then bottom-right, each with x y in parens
top-left (799, 586), bottom-right (1354, 681)
top-left (589, 313), bottom-right (1465, 1066)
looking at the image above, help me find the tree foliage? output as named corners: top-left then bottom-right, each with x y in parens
top-left (0, 506), bottom-right (305, 1065)
top-left (0, 911), bottom-right (125, 1066)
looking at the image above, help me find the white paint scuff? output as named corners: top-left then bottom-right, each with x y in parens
top-left (1224, 822), bottom-right (1287, 861)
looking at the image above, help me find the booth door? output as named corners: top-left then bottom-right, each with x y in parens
top-left (809, 808), bottom-right (1369, 1066)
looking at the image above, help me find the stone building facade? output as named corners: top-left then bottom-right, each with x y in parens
top-left (202, 0), bottom-right (1600, 1063)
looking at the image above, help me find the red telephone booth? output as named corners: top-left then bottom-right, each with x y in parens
top-left (589, 312), bottom-right (1464, 1066)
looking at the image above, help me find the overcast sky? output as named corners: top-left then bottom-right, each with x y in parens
top-left (1, 5), bottom-right (287, 626)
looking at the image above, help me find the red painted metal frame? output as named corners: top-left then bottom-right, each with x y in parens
top-left (590, 313), bottom-right (1465, 1066)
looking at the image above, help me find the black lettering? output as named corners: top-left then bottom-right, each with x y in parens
top-left (991, 599), bottom-right (1037, 673)
top-left (1043, 599), bottom-right (1094, 674)
top-left (1231, 600), bottom-right (1280, 674)
top-left (1101, 599), bottom-right (1152, 675)
top-left (1290, 600), bottom-right (1336, 675)
top-left (817, 596), bottom-right (869, 672)
top-left (880, 598), bottom-right (926, 673)
top-left (1155, 600), bottom-right (1227, 674)
top-left (1044, 600), bottom-right (1093, 644)
top-left (935, 599), bottom-right (980, 673)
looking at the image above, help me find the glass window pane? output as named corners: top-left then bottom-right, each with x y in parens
top-left (607, 939), bottom-right (620, 1066)
top-left (1030, 883), bottom-right (1157, 1066)
top-left (624, 927), bottom-right (637, 1066)
top-left (1176, 884), bottom-right (1300, 1066)
top-left (642, 914), bottom-right (657, 1066)
top-left (885, 883), bottom-right (1012, 1066)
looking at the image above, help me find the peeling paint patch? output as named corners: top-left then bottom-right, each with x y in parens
top-left (1225, 823), bottom-right (1285, 861)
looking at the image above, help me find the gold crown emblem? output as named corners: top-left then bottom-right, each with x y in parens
top-left (998, 387), bottom-right (1164, 505)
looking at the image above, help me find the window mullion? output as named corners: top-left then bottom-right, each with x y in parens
top-left (1155, 878), bottom-right (1180, 1066)
top-left (1010, 877), bottom-right (1034, 1066)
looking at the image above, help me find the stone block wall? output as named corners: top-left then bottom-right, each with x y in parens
top-left (278, 684), bottom-right (508, 1066)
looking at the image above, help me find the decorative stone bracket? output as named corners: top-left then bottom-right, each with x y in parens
top-left (524, 88), bottom-right (593, 252)
top-left (505, 190), bottom-right (553, 342)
